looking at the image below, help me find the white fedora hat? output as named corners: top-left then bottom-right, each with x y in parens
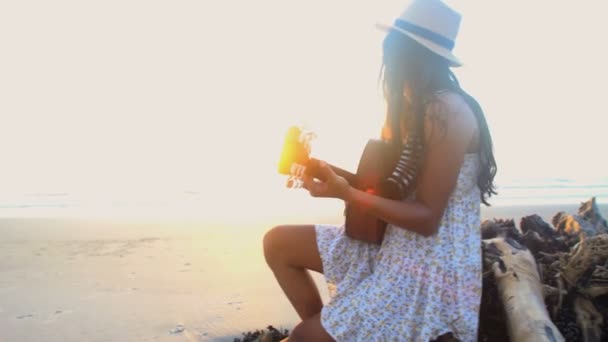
top-left (376, 0), bottom-right (463, 67)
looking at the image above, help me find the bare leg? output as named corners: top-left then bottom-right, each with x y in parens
top-left (263, 225), bottom-right (324, 320)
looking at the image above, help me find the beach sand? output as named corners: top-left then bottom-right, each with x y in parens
top-left (1, 202), bottom-right (605, 342)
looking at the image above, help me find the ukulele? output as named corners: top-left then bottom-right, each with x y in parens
top-left (278, 126), bottom-right (400, 245)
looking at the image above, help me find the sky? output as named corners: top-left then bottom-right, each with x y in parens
top-left (1, 0), bottom-right (607, 213)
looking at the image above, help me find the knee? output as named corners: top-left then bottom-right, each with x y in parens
top-left (263, 225), bottom-right (288, 266)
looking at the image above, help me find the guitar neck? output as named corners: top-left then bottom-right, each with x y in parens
top-left (306, 158), bottom-right (357, 185)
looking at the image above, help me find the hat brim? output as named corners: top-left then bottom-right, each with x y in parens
top-left (376, 23), bottom-right (462, 67)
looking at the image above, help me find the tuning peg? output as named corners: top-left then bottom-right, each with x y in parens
top-left (286, 175), bottom-right (304, 189)
top-left (286, 176), bottom-right (296, 189)
top-left (295, 164), bottom-right (306, 179)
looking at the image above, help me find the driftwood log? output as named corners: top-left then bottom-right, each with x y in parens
top-left (484, 237), bottom-right (564, 341)
top-left (480, 197), bottom-right (608, 342)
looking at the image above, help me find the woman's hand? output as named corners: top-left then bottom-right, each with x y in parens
top-left (302, 161), bottom-right (351, 200)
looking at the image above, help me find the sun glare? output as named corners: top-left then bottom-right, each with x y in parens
top-left (0, 0), bottom-right (607, 218)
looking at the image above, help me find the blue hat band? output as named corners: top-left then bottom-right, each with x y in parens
top-left (393, 19), bottom-right (455, 51)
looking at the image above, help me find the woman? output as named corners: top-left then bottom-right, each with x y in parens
top-left (263, 1), bottom-right (497, 341)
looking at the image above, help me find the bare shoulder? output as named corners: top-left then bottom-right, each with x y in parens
top-left (423, 91), bottom-right (477, 146)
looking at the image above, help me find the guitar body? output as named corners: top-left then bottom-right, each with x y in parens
top-left (278, 127), bottom-right (400, 245)
top-left (344, 139), bottom-right (399, 244)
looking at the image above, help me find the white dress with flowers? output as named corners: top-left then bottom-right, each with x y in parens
top-left (315, 153), bottom-right (481, 342)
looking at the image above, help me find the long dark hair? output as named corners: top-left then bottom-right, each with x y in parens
top-left (380, 30), bottom-right (497, 205)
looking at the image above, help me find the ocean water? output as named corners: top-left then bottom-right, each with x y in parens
top-left (492, 177), bottom-right (608, 206)
top-left (0, 178), bottom-right (606, 219)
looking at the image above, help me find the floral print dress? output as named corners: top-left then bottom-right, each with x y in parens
top-left (315, 153), bottom-right (481, 342)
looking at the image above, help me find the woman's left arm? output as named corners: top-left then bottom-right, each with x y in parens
top-left (303, 94), bottom-right (477, 237)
